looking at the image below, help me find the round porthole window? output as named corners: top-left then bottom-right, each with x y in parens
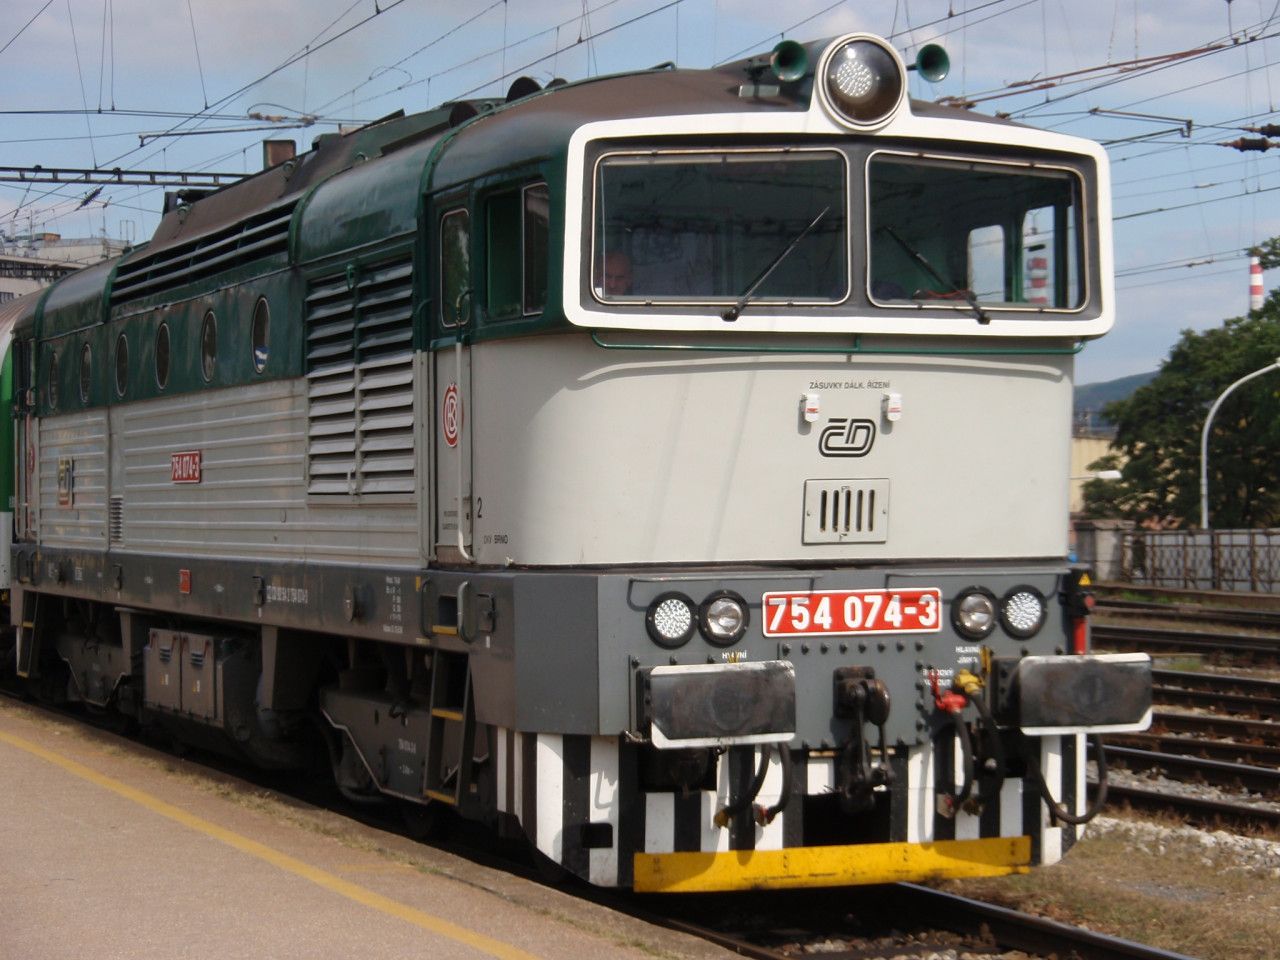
top-left (115, 333), bottom-right (129, 397)
top-left (200, 311), bottom-right (217, 382)
top-left (79, 342), bottom-right (91, 403)
top-left (251, 298), bottom-right (269, 373)
top-left (155, 322), bottom-right (171, 389)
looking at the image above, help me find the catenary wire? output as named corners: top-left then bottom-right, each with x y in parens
top-left (0, 0), bottom-right (56, 59)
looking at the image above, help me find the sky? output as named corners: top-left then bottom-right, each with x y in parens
top-left (3, 0), bottom-right (1279, 385)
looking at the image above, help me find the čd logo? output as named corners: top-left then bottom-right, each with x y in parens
top-left (818, 418), bottom-right (875, 457)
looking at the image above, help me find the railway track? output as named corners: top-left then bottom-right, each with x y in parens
top-left (635, 882), bottom-right (1199, 960)
top-left (1095, 596), bottom-right (1280, 631)
top-left (1152, 668), bottom-right (1280, 720)
top-left (1101, 783), bottom-right (1280, 830)
top-left (1154, 668), bottom-right (1280, 697)
top-left (1110, 729), bottom-right (1280, 768)
top-left (1103, 743), bottom-right (1279, 795)
top-left (1094, 663), bottom-right (1280, 830)
top-left (1149, 709), bottom-right (1280, 742)
top-left (1092, 623), bottom-right (1280, 660)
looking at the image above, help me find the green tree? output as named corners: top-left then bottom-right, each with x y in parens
top-left (1248, 237), bottom-right (1280, 271)
top-left (1082, 290), bottom-right (1280, 528)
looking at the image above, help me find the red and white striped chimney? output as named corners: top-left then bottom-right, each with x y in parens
top-left (1027, 255), bottom-right (1049, 306)
top-left (1250, 255), bottom-right (1264, 311)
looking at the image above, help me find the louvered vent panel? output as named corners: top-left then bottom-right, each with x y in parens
top-left (108, 495), bottom-right (124, 544)
top-left (111, 203), bottom-right (295, 306)
top-left (802, 479), bottom-right (889, 544)
top-left (306, 257), bottom-right (415, 495)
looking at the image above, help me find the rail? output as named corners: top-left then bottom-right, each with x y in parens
top-left (633, 882), bottom-right (1200, 960)
top-left (1092, 623), bottom-right (1280, 660)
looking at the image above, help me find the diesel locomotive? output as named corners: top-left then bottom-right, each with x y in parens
top-left (3, 33), bottom-right (1152, 891)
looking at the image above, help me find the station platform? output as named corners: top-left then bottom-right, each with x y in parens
top-left (0, 698), bottom-right (732, 960)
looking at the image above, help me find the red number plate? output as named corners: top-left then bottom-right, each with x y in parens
top-left (762, 588), bottom-right (943, 638)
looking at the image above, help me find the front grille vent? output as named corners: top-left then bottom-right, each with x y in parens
top-left (802, 479), bottom-right (889, 544)
top-left (108, 496), bottom-right (124, 544)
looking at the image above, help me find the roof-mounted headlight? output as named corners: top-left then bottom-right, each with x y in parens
top-left (817, 34), bottom-right (905, 129)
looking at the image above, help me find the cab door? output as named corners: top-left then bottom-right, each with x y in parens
top-left (433, 201), bottom-right (474, 561)
top-left (11, 336), bottom-right (35, 543)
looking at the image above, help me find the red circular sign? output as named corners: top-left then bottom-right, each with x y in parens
top-left (442, 383), bottom-right (461, 448)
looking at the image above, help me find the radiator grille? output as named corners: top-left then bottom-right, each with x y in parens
top-left (305, 257), bottom-right (415, 495)
top-left (111, 202), bottom-right (295, 306)
top-left (802, 479), bottom-right (889, 544)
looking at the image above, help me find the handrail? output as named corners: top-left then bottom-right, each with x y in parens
top-left (590, 330), bottom-right (1086, 356)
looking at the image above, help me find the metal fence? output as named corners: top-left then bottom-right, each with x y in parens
top-left (1122, 529), bottom-right (1280, 592)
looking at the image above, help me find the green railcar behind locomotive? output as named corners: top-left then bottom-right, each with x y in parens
top-left (5, 34), bottom-right (1151, 891)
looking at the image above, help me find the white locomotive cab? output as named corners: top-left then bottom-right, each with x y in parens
top-left (560, 37), bottom-right (1113, 340)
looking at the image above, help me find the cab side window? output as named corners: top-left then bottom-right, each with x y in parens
top-left (440, 208), bottom-right (471, 328)
top-left (484, 181), bottom-right (549, 322)
top-left (486, 192), bottom-right (521, 320)
top-left (523, 183), bottom-right (548, 315)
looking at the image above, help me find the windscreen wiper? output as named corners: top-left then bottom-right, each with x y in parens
top-left (880, 225), bottom-right (990, 325)
top-left (721, 206), bottom-right (829, 322)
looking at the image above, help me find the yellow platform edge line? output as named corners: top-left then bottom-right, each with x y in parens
top-left (633, 836), bottom-right (1032, 893)
top-left (0, 728), bottom-right (539, 960)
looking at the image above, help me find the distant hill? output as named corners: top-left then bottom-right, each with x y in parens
top-left (1073, 370), bottom-right (1156, 433)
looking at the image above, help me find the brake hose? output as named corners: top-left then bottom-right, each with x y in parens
top-left (968, 693), bottom-right (1006, 809)
top-left (937, 710), bottom-right (976, 812)
top-left (757, 744), bottom-right (793, 825)
top-left (1027, 734), bottom-right (1109, 826)
top-left (930, 674), bottom-right (976, 814)
top-left (714, 745), bottom-right (772, 828)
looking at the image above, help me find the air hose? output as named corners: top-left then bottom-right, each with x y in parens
top-left (1027, 734), bottom-right (1109, 826)
top-left (714, 744), bottom-right (789, 828)
top-left (756, 744), bottom-right (793, 826)
top-left (937, 709), bottom-right (976, 811)
top-left (967, 692), bottom-right (1006, 809)
top-left (931, 672), bottom-right (976, 814)
top-left (713, 745), bottom-right (771, 827)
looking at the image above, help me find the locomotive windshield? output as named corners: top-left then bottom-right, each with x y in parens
top-left (868, 153), bottom-right (1084, 311)
top-left (592, 150), bottom-right (848, 303)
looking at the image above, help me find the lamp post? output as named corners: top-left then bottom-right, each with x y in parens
top-left (1199, 357), bottom-right (1280, 529)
